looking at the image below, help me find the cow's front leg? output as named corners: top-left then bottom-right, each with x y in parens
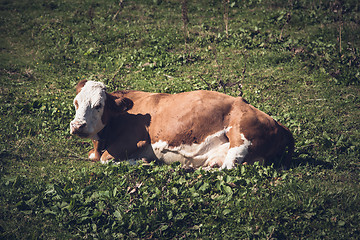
top-left (100, 150), bottom-right (115, 164)
top-left (88, 139), bottom-right (104, 162)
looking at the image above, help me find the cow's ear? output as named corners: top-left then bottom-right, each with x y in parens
top-left (76, 79), bottom-right (88, 94)
top-left (105, 93), bottom-right (133, 113)
top-left (114, 97), bottom-right (133, 112)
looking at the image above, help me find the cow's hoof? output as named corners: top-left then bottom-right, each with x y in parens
top-left (88, 150), bottom-right (100, 162)
top-left (100, 151), bottom-right (115, 164)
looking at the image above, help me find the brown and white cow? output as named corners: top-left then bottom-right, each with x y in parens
top-left (70, 80), bottom-right (294, 169)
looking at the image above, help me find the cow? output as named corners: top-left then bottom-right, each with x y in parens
top-left (70, 80), bottom-right (294, 169)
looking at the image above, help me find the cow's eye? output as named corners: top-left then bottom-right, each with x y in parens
top-left (94, 103), bottom-right (102, 110)
top-left (74, 100), bottom-right (79, 110)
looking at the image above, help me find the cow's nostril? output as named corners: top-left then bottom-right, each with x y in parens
top-left (71, 121), bottom-right (87, 131)
top-left (70, 121), bottom-right (88, 137)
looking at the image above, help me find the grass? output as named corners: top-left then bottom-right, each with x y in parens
top-left (0, 0), bottom-right (359, 239)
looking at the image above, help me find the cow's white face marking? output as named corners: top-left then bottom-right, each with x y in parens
top-left (70, 81), bottom-right (106, 139)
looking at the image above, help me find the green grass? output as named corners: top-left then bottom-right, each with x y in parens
top-left (1, 0), bottom-right (359, 239)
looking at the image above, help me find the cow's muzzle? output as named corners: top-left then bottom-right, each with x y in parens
top-left (70, 121), bottom-right (87, 137)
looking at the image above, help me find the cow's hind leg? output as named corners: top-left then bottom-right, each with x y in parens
top-left (221, 129), bottom-right (252, 169)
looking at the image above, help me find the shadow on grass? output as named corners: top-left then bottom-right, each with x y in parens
top-left (290, 150), bottom-right (333, 169)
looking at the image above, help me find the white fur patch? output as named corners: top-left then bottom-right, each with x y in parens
top-left (221, 134), bottom-right (252, 169)
top-left (151, 127), bottom-right (233, 168)
top-left (70, 81), bottom-right (106, 138)
top-left (89, 152), bottom-right (96, 160)
top-left (100, 159), bottom-right (109, 164)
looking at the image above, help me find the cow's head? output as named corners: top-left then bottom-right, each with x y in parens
top-left (70, 80), bottom-right (133, 139)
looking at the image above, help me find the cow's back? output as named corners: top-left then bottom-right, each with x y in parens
top-left (119, 90), bottom-right (236, 146)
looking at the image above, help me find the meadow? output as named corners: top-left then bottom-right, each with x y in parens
top-left (0, 0), bottom-right (359, 239)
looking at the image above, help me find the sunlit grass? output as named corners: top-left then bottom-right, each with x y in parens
top-left (0, 0), bottom-right (359, 239)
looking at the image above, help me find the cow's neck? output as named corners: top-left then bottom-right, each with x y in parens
top-left (96, 124), bottom-right (109, 141)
